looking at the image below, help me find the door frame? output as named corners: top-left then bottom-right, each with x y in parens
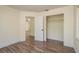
top-left (25, 16), bottom-right (35, 40)
top-left (43, 13), bottom-right (64, 42)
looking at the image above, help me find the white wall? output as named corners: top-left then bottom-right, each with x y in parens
top-left (0, 6), bottom-right (20, 48)
top-left (63, 6), bottom-right (76, 47)
top-left (76, 8), bottom-right (79, 40)
top-left (75, 8), bottom-right (79, 52)
top-left (47, 14), bottom-right (64, 41)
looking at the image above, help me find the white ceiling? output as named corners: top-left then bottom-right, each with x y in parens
top-left (8, 5), bottom-right (66, 12)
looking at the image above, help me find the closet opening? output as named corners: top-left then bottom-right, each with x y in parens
top-left (46, 14), bottom-right (64, 51)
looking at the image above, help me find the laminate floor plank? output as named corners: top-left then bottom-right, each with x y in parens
top-left (0, 39), bottom-right (75, 53)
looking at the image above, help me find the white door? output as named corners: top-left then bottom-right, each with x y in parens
top-left (35, 16), bottom-right (44, 41)
top-left (43, 16), bottom-right (47, 41)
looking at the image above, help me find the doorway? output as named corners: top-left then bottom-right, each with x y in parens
top-left (46, 14), bottom-right (64, 51)
top-left (25, 16), bottom-right (35, 43)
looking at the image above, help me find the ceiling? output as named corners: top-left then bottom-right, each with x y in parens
top-left (8, 5), bottom-right (66, 12)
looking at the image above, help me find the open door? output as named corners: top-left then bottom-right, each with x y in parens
top-left (35, 16), bottom-right (44, 41)
top-left (43, 16), bottom-right (47, 41)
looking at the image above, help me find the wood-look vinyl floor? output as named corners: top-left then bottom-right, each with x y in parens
top-left (0, 37), bottom-right (75, 53)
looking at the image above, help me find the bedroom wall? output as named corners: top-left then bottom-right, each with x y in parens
top-left (0, 6), bottom-right (20, 48)
top-left (75, 8), bottom-right (79, 52)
